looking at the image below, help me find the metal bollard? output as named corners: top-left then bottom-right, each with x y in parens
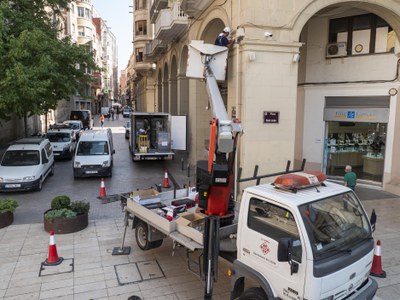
top-left (181, 157), bottom-right (184, 171)
top-left (187, 163), bottom-right (190, 178)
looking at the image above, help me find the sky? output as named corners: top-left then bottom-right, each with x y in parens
top-left (92, 0), bottom-right (133, 75)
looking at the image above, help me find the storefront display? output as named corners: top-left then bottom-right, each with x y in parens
top-left (326, 122), bottom-right (386, 182)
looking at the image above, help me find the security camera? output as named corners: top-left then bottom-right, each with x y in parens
top-left (265, 32), bottom-right (273, 38)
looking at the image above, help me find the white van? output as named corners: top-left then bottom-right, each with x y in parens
top-left (0, 137), bottom-right (55, 191)
top-left (73, 129), bottom-right (114, 178)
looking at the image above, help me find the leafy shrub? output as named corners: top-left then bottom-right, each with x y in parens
top-left (51, 195), bottom-right (71, 210)
top-left (44, 208), bottom-right (77, 222)
top-left (0, 199), bottom-right (18, 213)
top-left (70, 201), bottom-right (90, 215)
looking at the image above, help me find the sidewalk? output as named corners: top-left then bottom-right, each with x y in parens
top-left (1, 157), bottom-right (400, 299)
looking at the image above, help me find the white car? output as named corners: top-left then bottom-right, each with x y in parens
top-left (0, 137), bottom-right (55, 191)
top-left (73, 129), bottom-right (114, 178)
top-left (63, 120), bottom-right (84, 140)
top-left (47, 125), bottom-right (77, 159)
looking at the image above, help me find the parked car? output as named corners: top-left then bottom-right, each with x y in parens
top-left (0, 137), bottom-right (54, 191)
top-left (101, 107), bottom-right (111, 118)
top-left (62, 120), bottom-right (84, 140)
top-left (70, 110), bottom-right (93, 130)
top-left (73, 129), bottom-right (115, 178)
top-left (47, 125), bottom-right (77, 159)
top-left (122, 106), bottom-right (132, 118)
top-left (124, 121), bottom-right (131, 139)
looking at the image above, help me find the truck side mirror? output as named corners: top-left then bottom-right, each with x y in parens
top-left (278, 237), bottom-right (299, 275)
top-left (370, 209), bottom-right (377, 232)
top-left (277, 237), bottom-right (292, 262)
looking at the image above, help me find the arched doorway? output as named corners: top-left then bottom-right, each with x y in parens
top-left (294, 2), bottom-right (400, 190)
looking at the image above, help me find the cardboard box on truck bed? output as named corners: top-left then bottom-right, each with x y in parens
top-left (176, 212), bottom-right (206, 245)
top-left (129, 188), bottom-right (161, 205)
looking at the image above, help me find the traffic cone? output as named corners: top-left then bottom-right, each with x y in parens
top-left (163, 170), bottom-right (170, 188)
top-left (99, 178), bottom-right (106, 197)
top-left (370, 240), bottom-right (386, 278)
top-left (44, 231), bottom-right (63, 266)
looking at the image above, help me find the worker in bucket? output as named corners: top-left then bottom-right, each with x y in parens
top-left (215, 26), bottom-right (235, 49)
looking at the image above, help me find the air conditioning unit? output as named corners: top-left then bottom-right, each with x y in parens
top-left (326, 42), bottom-right (347, 58)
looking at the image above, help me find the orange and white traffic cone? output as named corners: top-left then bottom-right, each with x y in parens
top-left (163, 170), bottom-right (170, 188)
top-left (370, 240), bottom-right (386, 278)
top-left (44, 231), bottom-right (63, 266)
top-left (99, 178), bottom-right (106, 197)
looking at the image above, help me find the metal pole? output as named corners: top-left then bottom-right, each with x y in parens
top-left (112, 210), bottom-right (131, 255)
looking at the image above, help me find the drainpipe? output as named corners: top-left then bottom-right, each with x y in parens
top-left (234, 0), bottom-right (242, 201)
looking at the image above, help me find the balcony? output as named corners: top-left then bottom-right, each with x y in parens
top-left (155, 2), bottom-right (188, 42)
top-left (145, 39), bottom-right (168, 61)
top-left (150, 0), bottom-right (168, 24)
top-left (181, 0), bottom-right (213, 18)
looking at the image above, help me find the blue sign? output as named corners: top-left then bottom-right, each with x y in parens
top-left (347, 111), bottom-right (356, 119)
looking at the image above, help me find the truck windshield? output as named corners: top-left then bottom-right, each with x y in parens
top-left (299, 192), bottom-right (372, 260)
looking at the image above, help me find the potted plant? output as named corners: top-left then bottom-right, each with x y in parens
top-left (44, 195), bottom-right (90, 234)
top-left (0, 199), bottom-right (18, 228)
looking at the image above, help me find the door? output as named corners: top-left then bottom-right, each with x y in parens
top-left (239, 197), bottom-right (306, 299)
top-left (171, 115), bottom-right (187, 151)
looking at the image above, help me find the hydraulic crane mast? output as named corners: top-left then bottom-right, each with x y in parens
top-left (187, 41), bottom-right (242, 217)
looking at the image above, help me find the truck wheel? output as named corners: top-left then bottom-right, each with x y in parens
top-left (239, 287), bottom-right (268, 300)
top-left (135, 222), bottom-right (151, 250)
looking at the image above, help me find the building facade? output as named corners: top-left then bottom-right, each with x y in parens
top-left (129, 0), bottom-right (400, 195)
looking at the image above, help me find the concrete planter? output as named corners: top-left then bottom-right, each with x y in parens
top-left (44, 209), bottom-right (88, 234)
top-left (0, 211), bottom-right (14, 229)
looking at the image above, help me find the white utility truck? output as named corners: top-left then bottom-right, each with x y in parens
top-left (128, 112), bottom-right (187, 161)
top-left (122, 41), bottom-right (378, 300)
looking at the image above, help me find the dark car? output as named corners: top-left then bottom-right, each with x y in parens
top-left (122, 106), bottom-right (132, 118)
top-left (70, 110), bottom-right (93, 130)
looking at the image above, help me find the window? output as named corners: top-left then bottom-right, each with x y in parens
top-left (247, 198), bottom-right (299, 241)
top-left (78, 7), bottom-right (84, 17)
top-left (136, 48), bottom-right (144, 62)
top-left (329, 13), bottom-right (393, 55)
top-left (78, 26), bottom-right (85, 37)
top-left (135, 0), bottom-right (147, 10)
top-left (135, 20), bottom-right (147, 36)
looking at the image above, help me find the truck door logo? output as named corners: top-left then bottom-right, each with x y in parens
top-left (260, 240), bottom-right (270, 255)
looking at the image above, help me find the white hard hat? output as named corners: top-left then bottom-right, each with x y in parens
top-left (223, 26), bottom-right (231, 33)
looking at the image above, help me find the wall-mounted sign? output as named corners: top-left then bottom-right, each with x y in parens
top-left (263, 111), bottom-right (279, 124)
top-left (324, 108), bottom-right (389, 123)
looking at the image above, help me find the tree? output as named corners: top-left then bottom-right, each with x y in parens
top-left (0, 0), bottom-right (98, 135)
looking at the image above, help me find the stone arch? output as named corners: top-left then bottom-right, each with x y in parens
top-left (179, 45), bottom-right (189, 115)
top-left (170, 56), bottom-right (178, 115)
top-left (291, 0), bottom-right (400, 41)
top-left (163, 63), bottom-right (169, 113)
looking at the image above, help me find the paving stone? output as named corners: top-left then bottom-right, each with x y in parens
top-left (39, 286), bottom-right (73, 299)
top-left (73, 288), bottom-right (108, 300)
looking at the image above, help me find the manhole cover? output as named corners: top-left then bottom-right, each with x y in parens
top-left (115, 260), bottom-right (164, 285)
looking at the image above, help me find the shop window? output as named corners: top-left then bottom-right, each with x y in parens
top-left (135, 20), bottom-right (147, 36)
top-left (328, 13), bottom-right (393, 55)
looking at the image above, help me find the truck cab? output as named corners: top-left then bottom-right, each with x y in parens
top-left (231, 181), bottom-right (377, 300)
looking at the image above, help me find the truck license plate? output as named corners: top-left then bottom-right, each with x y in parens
top-left (86, 170), bottom-right (98, 174)
top-left (5, 184), bottom-right (21, 188)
